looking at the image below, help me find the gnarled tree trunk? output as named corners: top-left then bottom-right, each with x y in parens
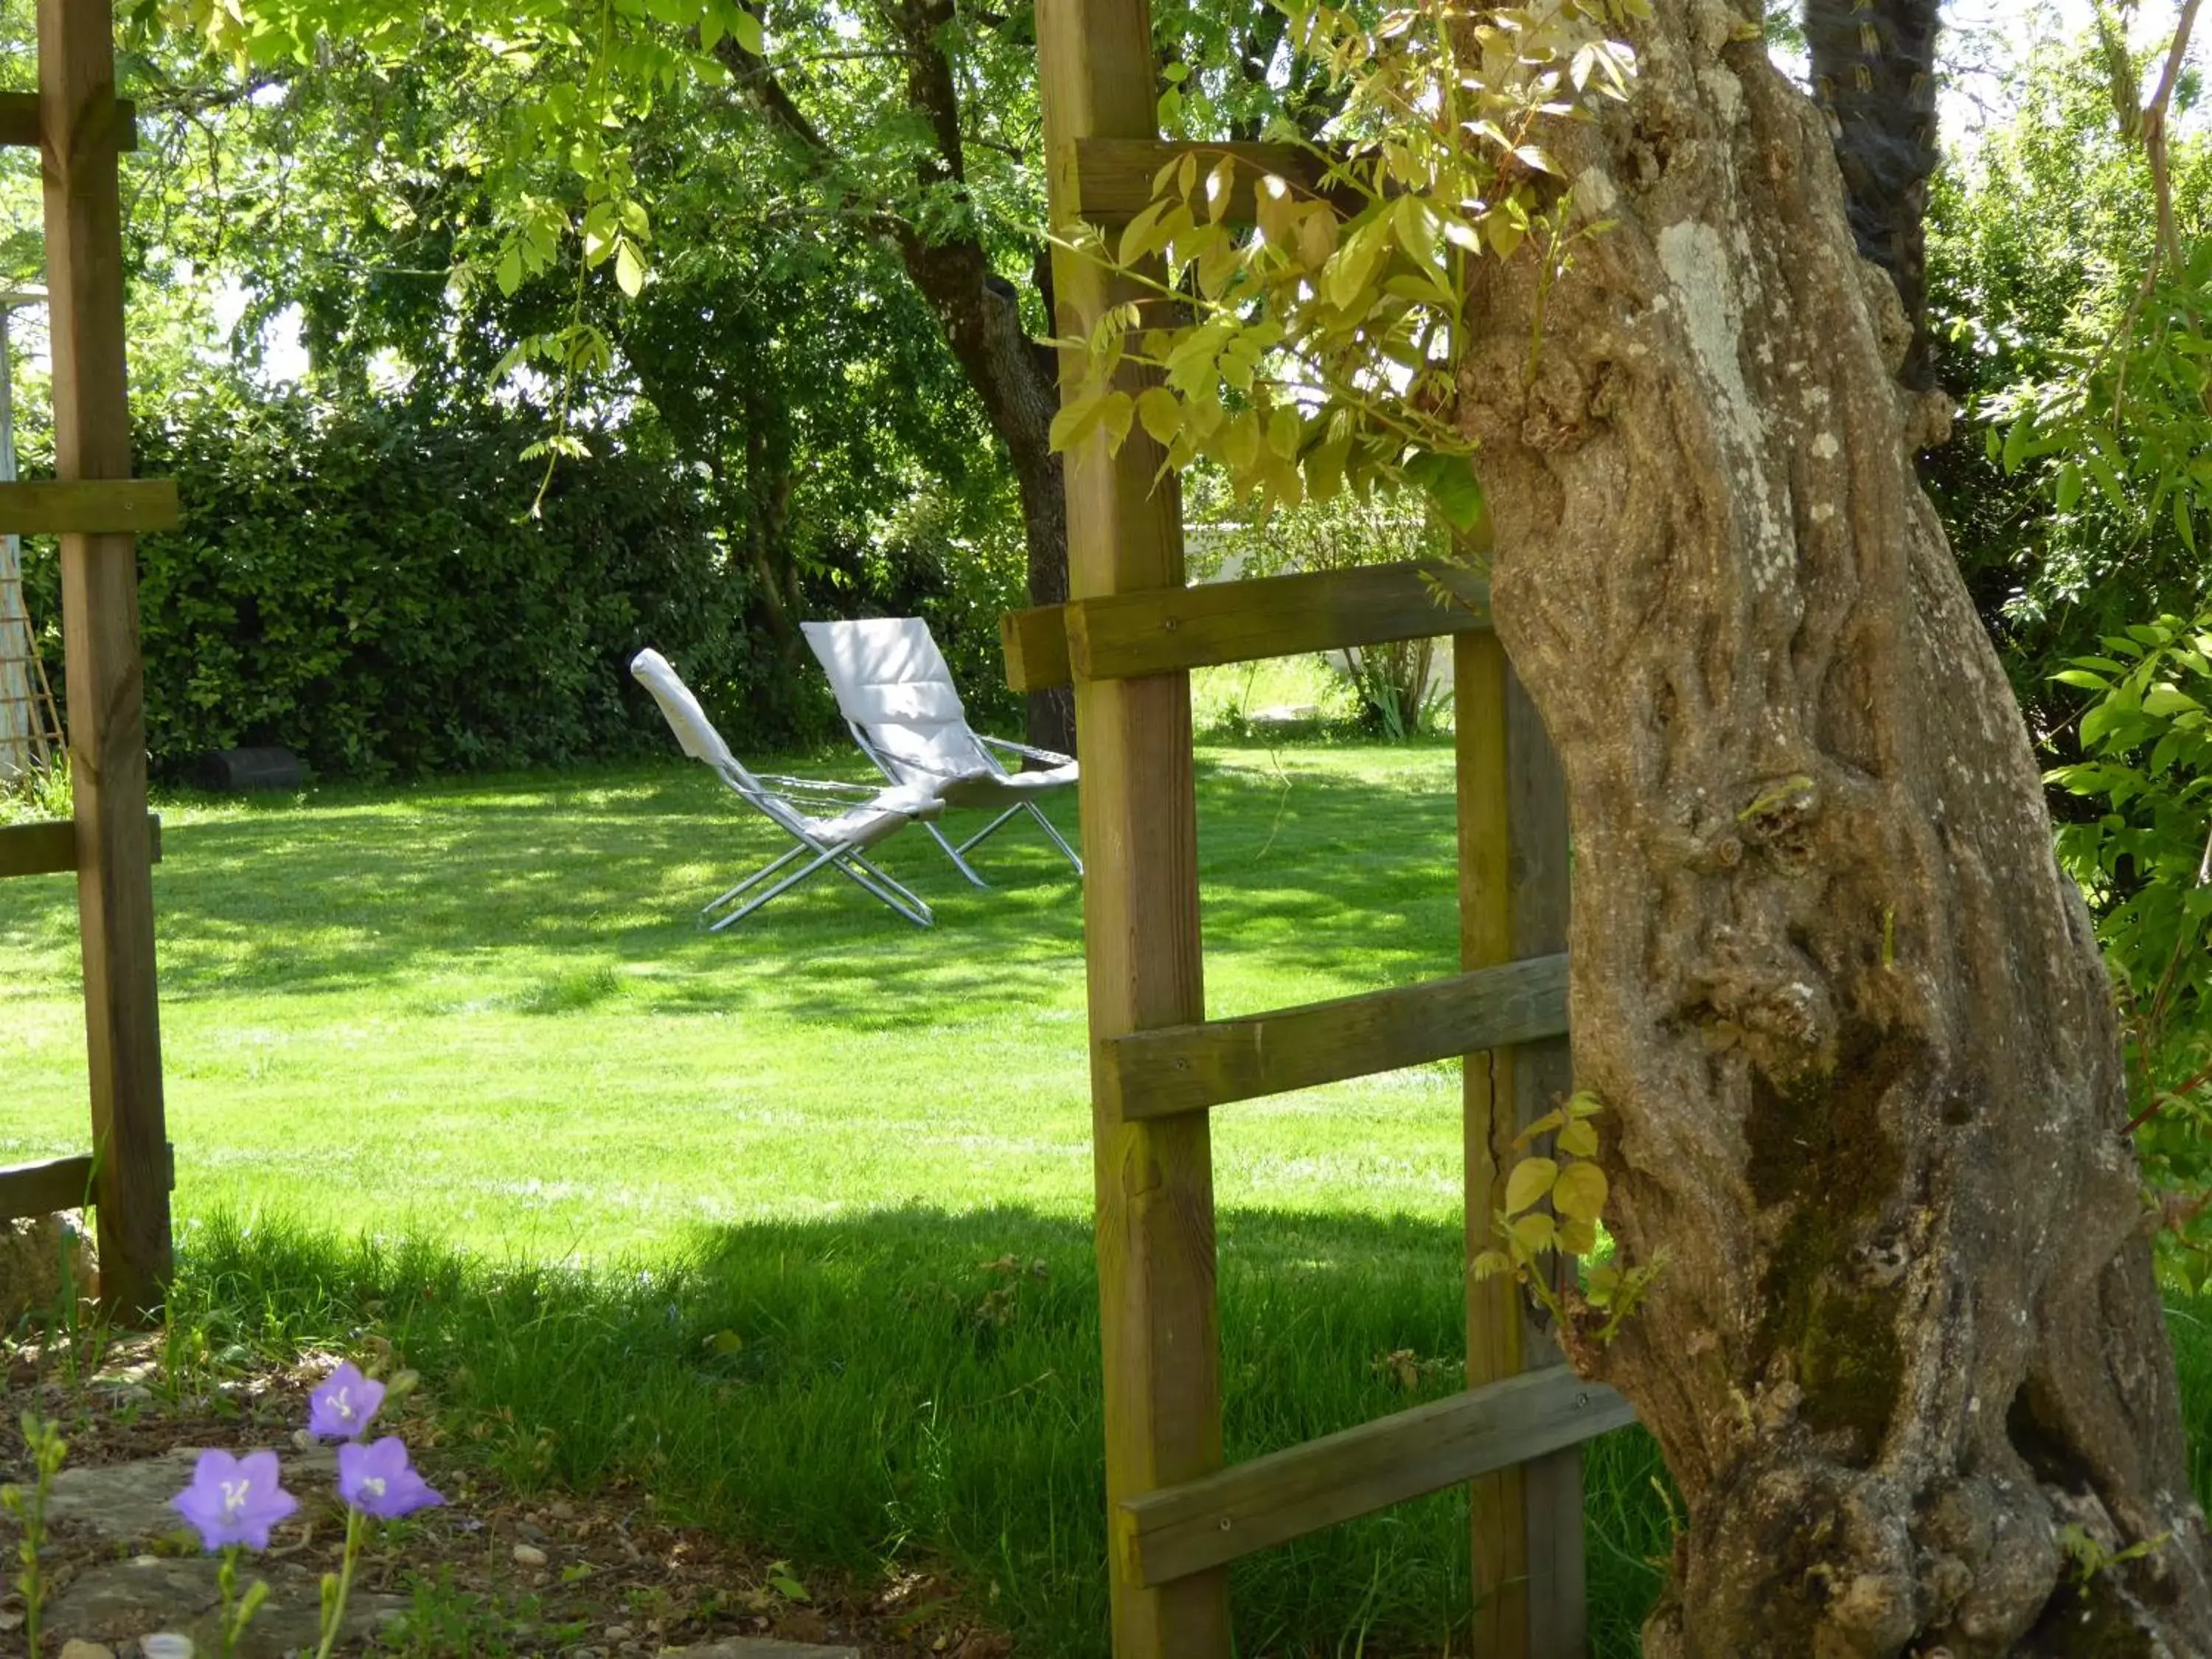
top-left (1458, 5), bottom-right (2212, 1652)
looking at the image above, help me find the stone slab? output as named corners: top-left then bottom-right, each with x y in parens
top-left (47, 1555), bottom-right (405, 1658)
top-left (41, 1445), bottom-right (337, 1545)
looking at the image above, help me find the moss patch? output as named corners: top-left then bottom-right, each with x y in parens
top-left (1747, 1020), bottom-right (1913, 1462)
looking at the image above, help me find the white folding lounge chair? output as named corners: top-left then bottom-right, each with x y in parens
top-left (630, 647), bottom-right (944, 929)
top-left (801, 617), bottom-right (1082, 888)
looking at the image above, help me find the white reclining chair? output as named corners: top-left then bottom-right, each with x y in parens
top-left (630, 647), bottom-right (943, 928)
top-left (801, 616), bottom-right (1082, 888)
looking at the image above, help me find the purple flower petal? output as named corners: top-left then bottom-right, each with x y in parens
top-left (170, 1449), bottom-right (299, 1551)
top-left (307, 1362), bottom-right (386, 1442)
top-left (337, 1436), bottom-right (444, 1520)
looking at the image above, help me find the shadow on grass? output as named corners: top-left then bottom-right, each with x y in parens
top-left (11, 749), bottom-right (1467, 1028)
top-left (171, 1202), bottom-right (1671, 1659)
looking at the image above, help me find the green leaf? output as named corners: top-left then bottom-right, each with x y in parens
top-left (1504, 1156), bottom-right (1557, 1216)
top-left (731, 5), bottom-right (763, 55)
top-left (2055, 462), bottom-right (2083, 513)
top-left (1551, 1161), bottom-right (1609, 1224)
top-left (1135, 386), bottom-right (1183, 446)
top-left (1049, 389), bottom-right (1113, 453)
top-left (1557, 1118), bottom-right (1599, 1158)
top-left (1405, 450), bottom-right (1485, 532)
top-left (2053, 669), bottom-right (2112, 690)
top-left (1509, 1211), bottom-right (1558, 1253)
top-left (614, 240), bottom-right (646, 298)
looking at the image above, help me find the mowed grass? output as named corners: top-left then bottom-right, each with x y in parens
top-left (3, 739), bottom-right (1681, 1652)
top-left (58, 738), bottom-right (2212, 1651)
top-left (5, 742), bottom-right (1476, 1253)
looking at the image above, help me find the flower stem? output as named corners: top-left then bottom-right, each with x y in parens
top-left (218, 1546), bottom-right (238, 1658)
top-left (313, 1508), bottom-right (364, 1659)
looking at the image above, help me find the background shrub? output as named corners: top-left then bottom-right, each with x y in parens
top-left (18, 382), bottom-right (1024, 781)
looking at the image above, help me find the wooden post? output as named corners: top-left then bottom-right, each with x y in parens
top-left (42, 0), bottom-right (170, 1319)
top-left (1034, 3), bottom-right (1228, 1655)
top-left (1458, 630), bottom-right (1586, 1657)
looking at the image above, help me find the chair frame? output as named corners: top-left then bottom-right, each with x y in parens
top-left (842, 720), bottom-right (1085, 889)
top-left (698, 768), bottom-right (938, 930)
top-left (630, 647), bottom-right (939, 929)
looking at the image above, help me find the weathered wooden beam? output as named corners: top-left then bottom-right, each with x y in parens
top-left (1116, 1366), bottom-right (1633, 1588)
top-left (1040, 1), bottom-right (1231, 1654)
top-left (0, 813), bottom-right (161, 879)
top-left (0, 88), bottom-right (136, 151)
top-left (1099, 954), bottom-right (1568, 1120)
top-left (0, 1154), bottom-right (97, 1221)
top-left (44, 0), bottom-right (173, 1321)
top-left (1003, 560), bottom-right (1490, 692)
top-left (0, 478), bottom-right (177, 535)
top-left (1460, 629), bottom-right (1586, 1655)
top-left (1001, 603), bottom-right (1074, 697)
top-left (1068, 136), bottom-right (1345, 225)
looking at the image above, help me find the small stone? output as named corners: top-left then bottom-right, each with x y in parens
top-left (606, 1627), bottom-right (634, 1641)
top-left (548, 1500), bottom-right (577, 1520)
top-left (512, 1543), bottom-right (549, 1567)
top-left (60, 1641), bottom-right (116, 1659)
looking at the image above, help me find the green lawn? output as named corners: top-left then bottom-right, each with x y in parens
top-left (7, 742), bottom-right (1477, 1254)
top-left (0, 741), bottom-right (1718, 1649)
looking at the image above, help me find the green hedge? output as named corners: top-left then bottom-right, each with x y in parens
top-left (21, 387), bottom-right (1019, 781)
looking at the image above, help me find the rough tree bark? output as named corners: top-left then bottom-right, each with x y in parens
top-left (1457, 4), bottom-right (2212, 1652)
top-left (719, 18), bottom-right (1077, 754)
top-left (1805, 0), bottom-right (1941, 387)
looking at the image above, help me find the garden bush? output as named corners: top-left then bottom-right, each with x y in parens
top-left (19, 383), bottom-right (1023, 780)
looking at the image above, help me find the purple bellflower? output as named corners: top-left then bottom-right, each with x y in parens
top-left (171, 1450), bottom-right (299, 1551)
top-left (337, 1437), bottom-right (444, 1520)
top-left (307, 1362), bottom-right (386, 1441)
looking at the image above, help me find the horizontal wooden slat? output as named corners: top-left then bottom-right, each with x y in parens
top-left (0, 813), bottom-right (162, 879)
top-left (0, 1155), bottom-right (96, 1220)
top-left (1002, 562), bottom-right (1491, 692)
top-left (1068, 560), bottom-right (1490, 687)
top-left (1102, 953), bottom-right (1568, 1120)
top-left (0, 478), bottom-right (178, 535)
top-left (1070, 136), bottom-right (1349, 225)
top-left (1119, 1366), bottom-right (1635, 1587)
top-left (0, 91), bottom-right (137, 151)
top-left (1001, 603), bottom-right (1073, 696)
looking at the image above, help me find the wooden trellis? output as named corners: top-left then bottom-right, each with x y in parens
top-left (0, 0), bottom-right (176, 1322)
top-left (1010, 1), bottom-right (1634, 1653)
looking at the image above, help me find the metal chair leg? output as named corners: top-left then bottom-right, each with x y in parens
top-left (924, 819), bottom-right (994, 888)
top-left (704, 843), bottom-right (846, 931)
top-left (836, 851), bottom-right (936, 927)
top-left (1025, 802), bottom-right (1085, 875)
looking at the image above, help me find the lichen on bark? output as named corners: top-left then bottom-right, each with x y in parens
top-left (1457, 2), bottom-right (2212, 1652)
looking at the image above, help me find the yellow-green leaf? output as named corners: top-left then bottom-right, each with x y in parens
top-left (1557, 1118), bottom-right (1599, 1158)
top-left (614, 240), bottom-right (646, 298)
top-left (1206, 155), bottom-right (1237, 223)
top-left (1509, 1211), bottom-right (1558, 1253)
top-left (731, 5), bottom-right (763, 56)
top-left (1266, 405), bottom-right (1303, 461)
top-left (1136, 386), bottom-right (1183, 446)
top-left (1504, 1156), bottom-right (1557, 1216)
top-left (1470, 1248), bottom-right (1512, 1281)
top-left (1119, 201), bottom-right (1166, 268)
top-left (1558, 1216), bottom-right (1599, 1256)
top-left (1512, 1107), bottom-right (1565, 1150)
top-left (1552, 1161), bottom-right (1609, 1224)
top-left (1049, 388), bottom-right (1118, 453)
top-left (1221, 407), bottom-right (1262, 472)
